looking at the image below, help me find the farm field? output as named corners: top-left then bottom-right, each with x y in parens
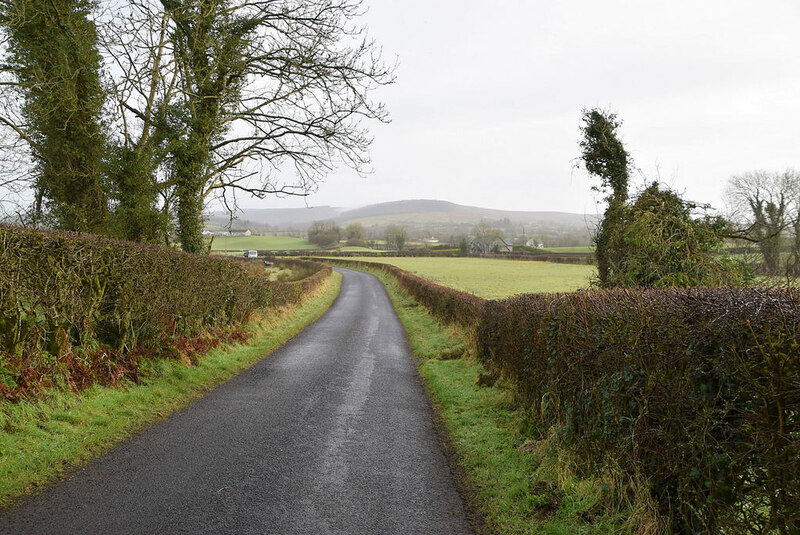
top-left (210, 235), bottom-right (383, 253)
top-left (540, 246), bottom-right (594, 253)
top-left (328, 256), bottom-right (596, 298)
top-left (210, 235), bottom-right (317, 251)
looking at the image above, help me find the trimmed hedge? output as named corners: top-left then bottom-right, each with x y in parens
top-left (0, 226), bottom-right (330, 399)
top-left (326, 257), bottom-right (800, 533)
top-left (479, 288), bottom-right (799, 533)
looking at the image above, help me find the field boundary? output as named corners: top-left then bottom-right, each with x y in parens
top-left (319, 257), bottom-right (800, 532)
top-left (0, 271), bottom-right (342, 508)
top-left (336, 262), bottom-right (627, 533)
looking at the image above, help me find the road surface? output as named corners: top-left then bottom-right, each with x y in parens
top-left (0, 268), bottom-right (472, 534)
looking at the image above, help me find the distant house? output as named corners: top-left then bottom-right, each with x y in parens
top-left (526, 239), bottom-right (544, 249)
top-left (423, 236), bottom-right (439, 244)
top-left (224, 229), bottom-right (252, 237)
top-left (201, 229), bottom-right (215, 236)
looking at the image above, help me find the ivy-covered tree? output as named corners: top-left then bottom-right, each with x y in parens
top-left (579, 108), bottom-right (747, 288)
top-left (1, 0), bottom-right (108, 232)
top-left (578, 108), bottom-right (630, 285)
top-left (159, 0), bottom-right (392, 252)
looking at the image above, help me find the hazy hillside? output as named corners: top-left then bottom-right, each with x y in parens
top-left (209, 199), bottom-right (597, 246)
top-left (337, 200), bottom-right (594, 228)
top-left (207, 205), bottom-right (342, 228)
top-left (213, 199), bottom-right (595, 229)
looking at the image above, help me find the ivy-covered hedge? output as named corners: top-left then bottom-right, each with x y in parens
top-left (326, 257), bottom-right (800, 533)
top-left (0, 226), bottom-right (330, 399)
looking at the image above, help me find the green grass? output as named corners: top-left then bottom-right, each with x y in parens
top-left (210, 235), bottom-right (383, 253)
top-left (540, 246), bottom-right (594, 254)
top-left (363, 267), bottom-right (629, 534)
top-left (338, 246), bottom-right (383, 252)
top-left (0, 272), bottom-right (342, 508)
top-left (211, 235), bottom-right (318, 251)
top-left (331, 257), bottom-right (596, 298)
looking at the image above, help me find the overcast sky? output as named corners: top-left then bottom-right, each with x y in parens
top-left (243, 0), bottom-right (800, 215)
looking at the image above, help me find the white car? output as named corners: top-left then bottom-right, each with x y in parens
top-left (243, 249), bottom-right (258, 258)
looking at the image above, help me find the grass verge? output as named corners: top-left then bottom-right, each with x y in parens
top-left (0, 271), bottom-right (342, 508)
top-left (347, 265), bottom-right (632, 534)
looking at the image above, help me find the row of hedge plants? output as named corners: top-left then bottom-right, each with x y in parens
top-left (322, 257), bottom-right (799, 533)
top-left (0, 226), bottom-right (331, 401)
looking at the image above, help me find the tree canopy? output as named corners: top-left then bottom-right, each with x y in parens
top-left (0, 0), bottom-right (393, 251)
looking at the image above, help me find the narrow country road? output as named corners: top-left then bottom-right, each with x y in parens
top-left (0, 268), bottom-right (472, 535)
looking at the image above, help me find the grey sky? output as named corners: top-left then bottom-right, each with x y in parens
top-left (242, 0), bottom-right (800, 215)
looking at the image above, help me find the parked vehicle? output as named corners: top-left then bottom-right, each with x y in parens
top-left (243, 250), bottom-right (258, 258)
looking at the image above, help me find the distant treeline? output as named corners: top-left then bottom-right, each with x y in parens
top-left (269, 248), bottom-right (594, 265)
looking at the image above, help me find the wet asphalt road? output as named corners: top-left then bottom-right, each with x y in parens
top-left (0, 268), bottom-right (471, 535)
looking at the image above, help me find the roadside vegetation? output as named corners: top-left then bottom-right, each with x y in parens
top-left (0, 268), bottom-right (341, 508)
top-left (349, 264), bottom-right (630, 534)
top-left (329, 257), bottom-right (800, 533)
top-left (0, 226), bottom-right (332, 401)
top-left (327, 256), bottom-right (595, 298)
top-left (539, 246), bottom-right (594, 253)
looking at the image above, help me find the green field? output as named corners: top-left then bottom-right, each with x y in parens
top-left (540, 246), bottom-right (594, 253)
top-left (331, 257), bottom-right (596, 298)
top-left (210, 235), bottom-right (383, 253)
top-left (210, 235), bottom-right (318, 251)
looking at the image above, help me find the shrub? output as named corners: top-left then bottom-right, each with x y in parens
top-left (0, 226), bottom-right (330, 399)
top-left (603, 184), bottom-right (750, 288)
top-left (479, 288), bottom-right (799, 532)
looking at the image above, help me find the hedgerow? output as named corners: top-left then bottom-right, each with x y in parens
top-left (326, 257), bottom-right (800, 533)
top-left (0, 226), bottom-right (330, 400)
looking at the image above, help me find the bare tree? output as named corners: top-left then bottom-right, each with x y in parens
top-left (106, 0), bottom-right (395, 251)
top-left (385, 224), bottom-right (407, 251)
top-left (472, 221), bottom-right (502, 254)
top-left (726, 170), bottom-right (799, 275)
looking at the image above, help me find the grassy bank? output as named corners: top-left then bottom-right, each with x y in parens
top-left (329, 257), bottom-right (595, 298)
top-left (0, 271), bottom-right (341, 508)
top-left (358, 266), bottom-right (633, 534)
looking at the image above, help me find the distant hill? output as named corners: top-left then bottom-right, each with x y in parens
top-left (207, 205), bottom-right (342, 228)
top-left (211, 199), bottom-right (596, 231)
